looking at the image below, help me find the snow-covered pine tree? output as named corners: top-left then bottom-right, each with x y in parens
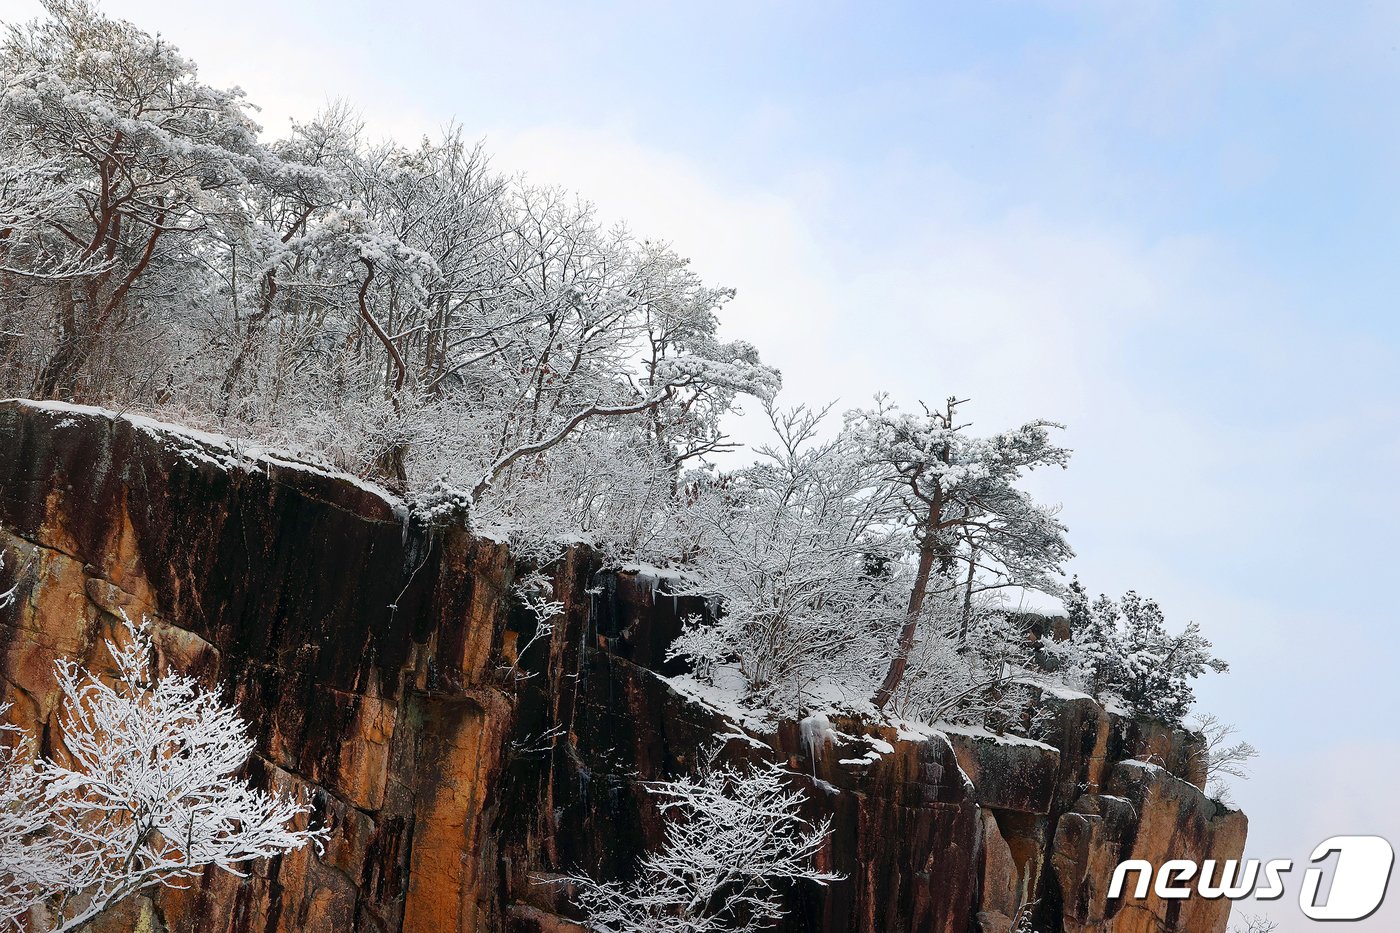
top-left (845, 395), bottom-right (1072, 709)
top-left (0, 0), bottom-right (282, 399)
top-left (1064, 584), bottom-right (1228, 724)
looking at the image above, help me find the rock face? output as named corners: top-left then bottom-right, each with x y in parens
top-left (0, 401), bottom-right (1247, 933)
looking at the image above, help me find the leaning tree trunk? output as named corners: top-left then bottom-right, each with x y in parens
top-left (871, 537), bottom-right (938, 710)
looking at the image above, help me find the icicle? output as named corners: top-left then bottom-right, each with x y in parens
top-left (799, 712), bottom-right (836, 779)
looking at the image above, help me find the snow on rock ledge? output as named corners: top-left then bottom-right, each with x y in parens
top-left (2, 398), bottom-right (406, 522)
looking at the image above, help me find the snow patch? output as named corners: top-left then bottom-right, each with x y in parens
top-left (1030, 676), bottom-right (1096, 703)
top-left (2, 401), bottom-right (407, 518)
top-left (664, 670), bottom-right (779, 735)
top-left (891, 719), bottom-right (941, 743)
top-left (714, 729), bottom-right (771, 751)
top-left (936, 723), bottom-right (1057, 751)
top-left (867, 737), bottom-right (894, 755)
top-left (5, 399), bottom-right (114, 417)
top-left (620, 562), bottom-right (683, 603)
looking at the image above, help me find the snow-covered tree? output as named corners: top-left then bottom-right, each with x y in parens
top-left (0, 0), bottom-right (779, 518)
top-left (1057, 578), bottom-right (1117, 696)
top-left (0, 619), bottom-right (324, 932)
top-left (1063, 582), bottom-right (1228, 724)
top-left (0, 0), bottom-right (283, 399)
top-left (846, 396), bottom-right (1072, 709)
top-left (670, 402), bottom-right (903, 711)
top-left (564, 753), bottom-right (840, 933)
top-left (204, 117), bottom-right (777, 505)
top-left (888, 603), bottom-right (1040, 733)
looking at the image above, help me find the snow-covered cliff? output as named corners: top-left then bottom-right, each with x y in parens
top-left (0, 401), bottom-right (1245, 933)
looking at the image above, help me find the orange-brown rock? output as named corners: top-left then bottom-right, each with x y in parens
top-left (0, 401), bottom-right (1247, 933)
top-left (1050, 761), bottom-right (1247, 933)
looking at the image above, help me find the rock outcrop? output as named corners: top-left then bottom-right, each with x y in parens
top-left (0, 401), bottom-right (1247, 933)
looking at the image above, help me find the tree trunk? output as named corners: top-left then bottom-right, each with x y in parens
top-left (37, 221), bottom-right (162, 401)
top-left (959, 544), bottom-right (978, 641)
top-left (871, 538), bottom-right (938, 710)
top-left (36, 281), bottom-right (83, 399)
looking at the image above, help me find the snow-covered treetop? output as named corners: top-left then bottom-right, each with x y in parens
top-left (845, 394), bottom-right (1070, 508)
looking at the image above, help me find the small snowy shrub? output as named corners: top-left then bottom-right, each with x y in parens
top-left (0, 619), bottom-right (324, 931)
top-left (563, 751), bottom-right (840, 932)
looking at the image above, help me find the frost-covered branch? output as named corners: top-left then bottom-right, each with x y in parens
top-left (504, 569), bottom-right (564, 682)
top-left (0, 703), bottom-right (80, 930)
top-left (0, 549), bottom-right (18, 610)
top-left (1190, 712), bottom-right (1258, 806)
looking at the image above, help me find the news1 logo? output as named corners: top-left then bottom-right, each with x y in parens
top-left (1109, 836), bottom-right (1395, 921)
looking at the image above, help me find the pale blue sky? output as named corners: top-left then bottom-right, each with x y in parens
top-left (12, 1), bottom-right (1400, 927)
